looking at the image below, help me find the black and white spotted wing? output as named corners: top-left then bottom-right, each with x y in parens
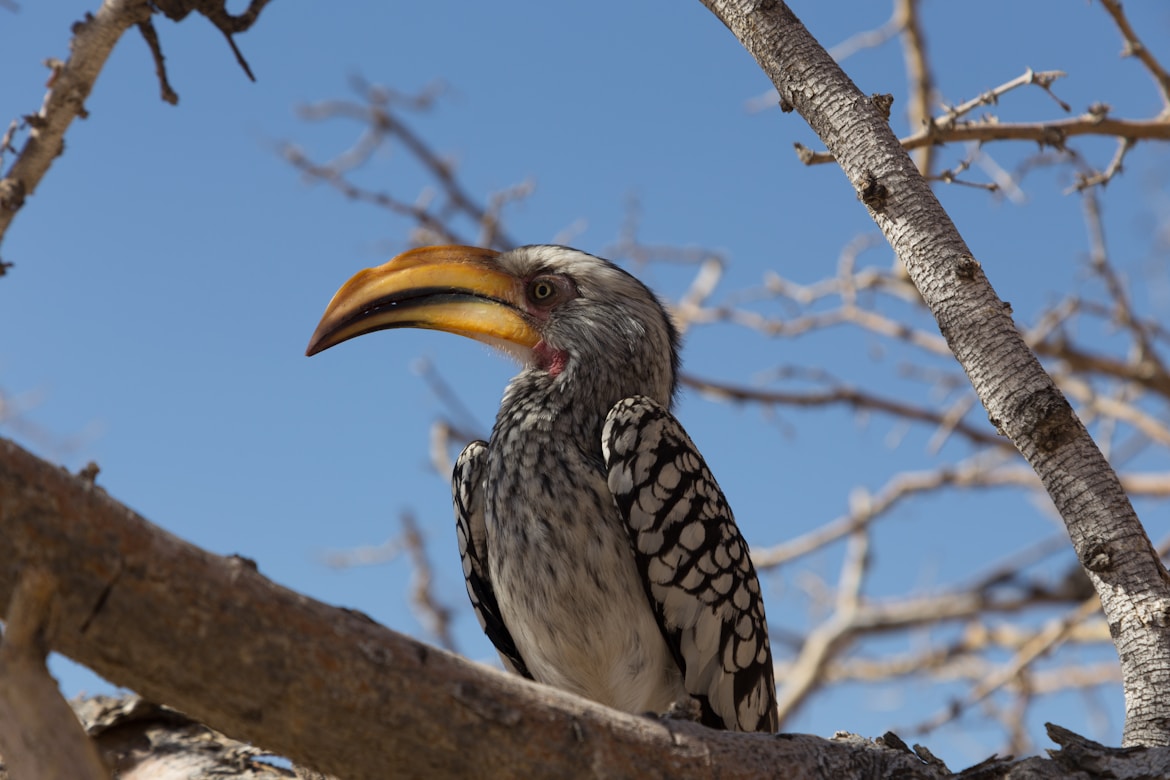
top-left (602, 396), bottom-right (778, 732)
top-left (453, 441), bottom-right (532, 679)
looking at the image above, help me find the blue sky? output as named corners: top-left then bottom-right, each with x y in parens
top-left (3, 0), bottom-right (1167, 766)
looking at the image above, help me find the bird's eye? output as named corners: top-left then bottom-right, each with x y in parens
top-left (528, 277), bottom-right (558, 303)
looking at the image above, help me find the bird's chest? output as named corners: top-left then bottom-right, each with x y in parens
top-left (481, 423), bottom-right (677, 708)
top-left (483, 427), bottom-right (626, 602)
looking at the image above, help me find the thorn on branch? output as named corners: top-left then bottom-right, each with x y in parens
top-left (196, 0), bottom-right (274, 81)
top-left (1028, 67), bottom-right (1071, 113)
top-left (215, 26), bottom-right (256, 82)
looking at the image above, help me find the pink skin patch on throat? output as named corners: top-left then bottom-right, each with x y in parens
top-left (533, 341), bottom-right (569, 377)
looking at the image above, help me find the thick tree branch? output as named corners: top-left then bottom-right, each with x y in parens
top-left (0, 435), bottom-right (1003, 780)
top-left (0, 569), bottom-right (107, 780)
top-left (3, 435), bottom-right (1169, 777)
top-left (698, 0), bottom-right (1170, 747)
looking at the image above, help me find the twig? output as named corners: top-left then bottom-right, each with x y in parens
top-left (753, 456), bottom-right (1035, 569)
top-left (1072, 136), bottom-right (1136, 191)
top-left (0, 0), bottom-right (154, 265)
top-left (682, 373), bottom-right (1007, 449)
top-left (137, 18), bottom-right (179, 104)
top-left (400, 512), bottom-right (457, 652)
top-left (798, 112), bottom-right (1170, 166)
top-left (289, 82), bottom-right (523, 251)
top-left (283, 143), bottom-right (470, 245)
top-left (1098, 0), bottom-right (1170, 112)
top-left (908, 597), bottom-right (1104, 735)
top-left (774, 526), bottom-right (870, 723)
top-left (413, 358), bottom-right (487, 440)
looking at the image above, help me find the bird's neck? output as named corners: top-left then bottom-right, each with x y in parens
top-left (496, 367), bottom-right (606, 443)
top-left (493, 359), bottom-right (672, 453)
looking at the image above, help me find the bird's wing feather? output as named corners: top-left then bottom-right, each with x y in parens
top-left (454, 441), bottom-right (532, 679)
top-left (603, 396), bottom-right (778, 732)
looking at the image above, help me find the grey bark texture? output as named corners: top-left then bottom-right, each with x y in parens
top-left (697, 0), bottom-right (1170, 747)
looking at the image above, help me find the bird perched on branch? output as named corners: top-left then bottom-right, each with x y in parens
top-left (307, 244), bottom-right (778, 732)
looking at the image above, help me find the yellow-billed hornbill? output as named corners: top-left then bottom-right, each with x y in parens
top-left (307, 245), bottom-right (778, 732)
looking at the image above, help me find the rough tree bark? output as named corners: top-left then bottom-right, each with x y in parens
top-left (697, 0), bottom-right (1170, 748)
top-left (0, 439), bottom-right (979, 778)
top-left (3, 436), bottom-right (1170, 778)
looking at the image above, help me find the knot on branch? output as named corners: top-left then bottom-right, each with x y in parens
top-left (855, 171), bottom-right (889, 212)
top-left (951, 254), bottom-right (981, 282)
top-left (1011, 386), bottom-right (1078, 454)
top-left (1078, 540), bottom-right (1114, 574)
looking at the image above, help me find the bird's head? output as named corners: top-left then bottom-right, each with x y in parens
top-left (306, 245), bottom-right (680, 407)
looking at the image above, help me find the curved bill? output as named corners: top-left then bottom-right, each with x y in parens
top-left (306, 245), bottom-right (540, 358)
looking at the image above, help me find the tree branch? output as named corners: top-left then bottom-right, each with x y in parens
top-left (3, 434), bottom-right (1169, 777)
top-left (0, 434), bottom-right (1003, 780)
top-left (0, 0), bottom-right (153, 267)
top-left (697, 0), bottom-right (1170, 746)
top-left (0, 569), bottom-right (107, 780)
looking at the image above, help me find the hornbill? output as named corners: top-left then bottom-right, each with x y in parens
top-left (307, 244), bottom-right (778, 732)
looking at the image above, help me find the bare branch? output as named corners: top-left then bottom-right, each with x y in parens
top-left (400, 512), bottom-right (458, 653)
top-left (1072, 136), bottom-right (1136, 191)
top-left (0, 0), bottom-right (279, 268)
top-left (3, 435), bottom-right (1033, 780)
top-left (137, 17), bottom-right (179, 104)
top-left (1098, 0), bottom-right (1170, 112)
top-left (909, 597), bottom-right (1104, 735)
top-left (681, 373), bottom-right (1007, 449)
top-left (755, 456), bottom-right (1034, 569)
top-left (0, 0), bottom-right (154, 266)
top-left (286, 81), bottom-right (527, 251)
top-left (936, 69), bottom-right (1070, 133)
top-left (797, 104), bottom-right (1169, 168)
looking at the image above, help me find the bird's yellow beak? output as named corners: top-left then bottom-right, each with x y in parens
top-left (306, 245), bottom-right (540, 357)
